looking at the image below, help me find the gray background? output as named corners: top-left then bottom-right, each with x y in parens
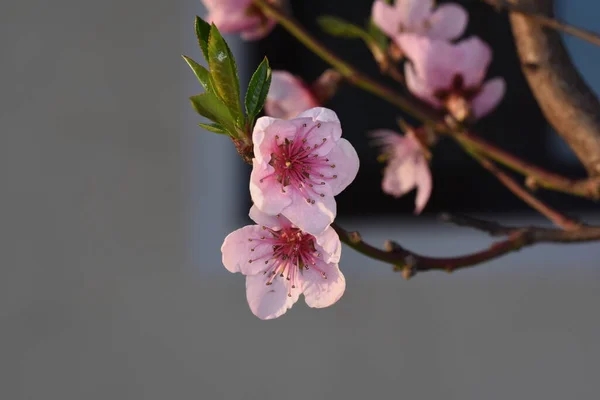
top-left (2, 0), bottom-right (600, 399)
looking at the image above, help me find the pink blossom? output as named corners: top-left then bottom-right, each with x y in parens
top-left (202, 0), bottom-right (275, 40)
top-left (372, 0), bottom-right (468, 40)
top-left (371, 130), bottom-right (432, 214)
top-left (265, 71), bottom-right (319, 119)
top-left (221, 206), bottom-right (345, 320)
top-left (250, 107), bottom-right (360, 236)
top-left (398, 34), bottom-right (506, 120)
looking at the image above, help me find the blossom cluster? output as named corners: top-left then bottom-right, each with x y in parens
top-left (202, 0), bottom-right (506, 319)
top-left (222, 108), bottom-right (359, 319)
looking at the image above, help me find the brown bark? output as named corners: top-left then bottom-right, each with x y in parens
top-left (509, 0), bottom-right (600, 176)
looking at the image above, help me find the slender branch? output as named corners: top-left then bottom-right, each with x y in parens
top-left (481, 0), bottom-right (600, 47)
top-left (256, 0), bottom-right (600, 199)
top-left (453, 132), bottom-right (600, 199)
top-left (469, 153), bottom-right (582, 230)
top-left (332, 218), bottom-right (600, 276)
top-left (508, 0), bottom-right (600, 176)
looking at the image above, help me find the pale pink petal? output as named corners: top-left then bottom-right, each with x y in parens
top-left (265, 71), bottom-right (318, 119)
top-left (427, 3), bottom-right (468, 40)
top-left (471, 77), bottom-right (506, 119)
top-left (314, 226), bottom-right (342, 264)
top-left (382, 157), bottom-right (418, 198)
top-left (284, 185), bottom-right (336, 236)
top-left (399, 35), bottom-right (493, 92)
top-left (207, 11), bottom-right (260, 33)
top-left (322, 138), bottom-right (360, 196)
top-left (203, 0), bottom-right (253, 10)
top-left (240, 19), bottom-right (276, 41)
top-left (249, 159), bottom-right (292, 215)
top-left (246, 274), bottom-right (301, 320)
top-left (399, 0), bottom-right (434, 26)
top-left (248, 204), bottom-right (289, 229)
top-left (301, 262), bottom-right (346, 309)
top-left (413, 157), bottom-right (432, 214)
top-left (221, 225), bottom-right (273, 275)
top-left (372, 1), bottom-right (401, 37)
top-left (370, 129), bottom-right (408, 151)
top-left (252, 117), bottom-right (298, 162)
top-left (203, 0), bottom-right (275, 40)
top-left (397, 34), bottom-right (456, 90)
top-left (456, 37), bottom-right (492, 87)
top-left (296, 107), bottom-right (342, 140)
top-left (286, 117), bottom-right (338, 156)
top-left (405, 63), bottom-right (442, 108)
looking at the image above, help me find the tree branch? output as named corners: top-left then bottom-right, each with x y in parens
top-left (453, 131), bottom-right (600, 199)
top-left (469, 153), bottom-right (582, 230)
top-left (508, 0), bottom-right (600, 176)
top-left (333, 218), bottom-right (600, 277)
top-left (481, 0), bottom-right (600, 47)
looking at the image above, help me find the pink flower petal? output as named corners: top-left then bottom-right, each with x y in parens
top-left (405, 63), bottom-right (442, 108)
top-left (398, 0), bottom-right (434, 26)
top-left (314, 226), bottom-right (342, 264)
top-left (372, 0), bottom-right (401, 37)
top-left (249, 159), bottom-right (292, 215)
top-left (246, 274), bottom-right (301, 319)
top-left (382, 157), bottom-right (417, 197)
top-left (399, 35), bottom-right (493, 93)
top-left (248, 204), bottom-right (290, 229)
top-left (374, 131), bottom-right (432, 212)
top-left (323, 138), bottom-right (360, 196)
top-left (455, 37), bottom-right (492, 87)
top-left (265, 71), bottom-right (318, 119)
top-left (297, 107), bottom-right (342, 131)
top-left (414, 156), bottom-right (433, 214)
top-left (252, 117), bottom-right (298, 162)
top-left (471, 77), bottom-right (506, 119)
top-left (301, 262), bottom-right (346, 309)
top-left (202, 0), bottom-right (275, 41)
top-left (397, 34), bottom-right (457, 90)
top-left (207, 11), bottom-right (260, 33)
top-left (284, 185), bottom-right (336, 236)
top-left (427, 3), bottom-right (468, 40)
top-left (240, 19), bottom-right (276, 41)
top-left (221, 225), bottom-right (274, 275)
top-left (287, 117), bottom-right (338, 156)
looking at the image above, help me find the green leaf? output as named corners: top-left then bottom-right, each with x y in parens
top-left (245, 57), bottom-right (272, 126)
top-left (317, 15), bottom-right (370, 40)
top-left (199, 122), bottom-right (228, 135)
top-left (207, 23), bottom-right (243, 125)
top-left (189, 92), bottom-right (237, 135)
top-left (318, 15), bottom-right (388, 67)
top-left (195, 16), bottom-right (211, 61)
top-left (367, 18), bottom-right (388, 50)
top-left (182, 55), bottom-right (214, 92)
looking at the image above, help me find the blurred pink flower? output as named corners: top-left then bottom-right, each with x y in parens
top-left (371, 130), bottom-right (432, 214)
top-left (203, 0), bottom-right (275, 40)
top-left (250, 107), bottom-right (360, 236)
top-left (221, 206), bottom-right (345, 320)
top-left (372, 0), bottom-right (468, 40)
top-left (265, 71), bottom-right (319, 119)
top-left (398, 34), bottom-right (506, 120)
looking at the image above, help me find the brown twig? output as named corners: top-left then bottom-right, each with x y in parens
top-left (332, 218), bottom-right (600, 276)
top-left (481, 0), bottom-right (600, 47)
top-left (507, 0), bottom-right (600, 176)
top-left (470, 153), bottom-right (582, 230)
top-left (452, 132), bottom-right (600, 199)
